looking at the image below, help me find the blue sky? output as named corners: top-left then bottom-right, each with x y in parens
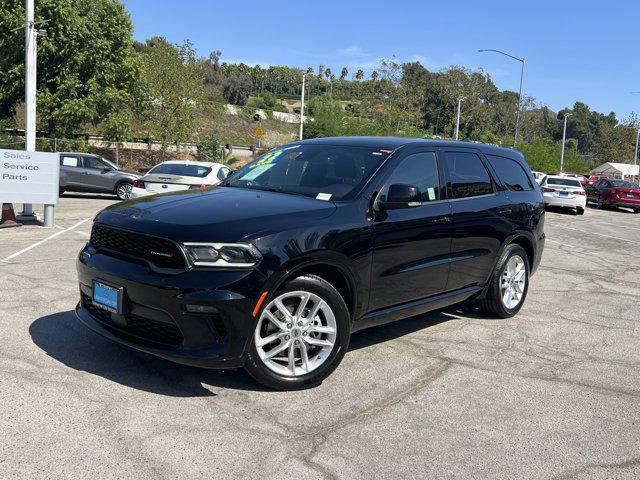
top-left (122, 0), bottom-right (640, 120)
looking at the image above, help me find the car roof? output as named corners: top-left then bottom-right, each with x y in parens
top-left (288, 136), bottom-right (524, 159)
top-left (157, 160), bottom-right (224, 167)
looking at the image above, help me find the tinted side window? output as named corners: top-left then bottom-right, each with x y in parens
top-left (381, 152), bottom-right (440, 202)
top-left (444, 151), bottom-right (493, 199)
top-left (486, 154), bottom-right (533, 192)
top-left (83, 157), bottom-right (106, 169)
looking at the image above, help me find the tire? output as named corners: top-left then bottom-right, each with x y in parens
top-left (115, 181), bottom-right (133, 200)
top-left (597, 197), bottom-right (605, 209)
top-left (576, 207), bottom-right (584, 215)
top-left (59, 189), bottom-right (65, 196)
top-left (478, 244), bottom-right (530, 319)
top-left (244, 275), bottom-right (351, 390)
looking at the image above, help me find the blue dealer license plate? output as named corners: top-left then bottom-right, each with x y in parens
top-left (92, 281), bottom-right (122, 313)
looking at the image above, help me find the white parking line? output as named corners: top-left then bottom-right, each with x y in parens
top-left (2, 217), bottom-right (93, 262)
top-left (554, 224), bottom-right (638, 244)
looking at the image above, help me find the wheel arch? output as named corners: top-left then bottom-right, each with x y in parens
top-left (264, 256), bottom-right (358, 320)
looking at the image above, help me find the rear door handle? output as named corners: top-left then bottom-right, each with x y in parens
top-left (498, 208), bottom-right (512, 215)
top-left (433, 216), bottom-right (450, 224)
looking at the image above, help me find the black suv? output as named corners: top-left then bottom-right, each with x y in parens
top-left (76, 137), bottom-right (545, 390)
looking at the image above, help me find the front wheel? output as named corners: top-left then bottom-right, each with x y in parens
top-left (479, 244), bottom-right (530, 318)
top-left (245, 275), bottom-right (350, 390)
top-left (115, 182), bottom-right (133, 200)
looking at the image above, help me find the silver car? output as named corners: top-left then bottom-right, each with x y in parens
top-left (59, 153), bottom-right (140, 200)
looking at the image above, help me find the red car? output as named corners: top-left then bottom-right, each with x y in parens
top-left (584, 178), bottom-right (640, 212)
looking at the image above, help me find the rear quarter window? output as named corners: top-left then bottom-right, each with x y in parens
top-left (486, 154), bottom-right (533, 192)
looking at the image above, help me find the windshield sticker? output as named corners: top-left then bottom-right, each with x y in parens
top-left (316, 193), bottom-right (332, 201)
top-left (427, 187), bottom-right (436, 201)
top-left (242, 163), bottom-right (275, 180)
top-left (372, 152), bottom-right (383, 156)
top-left (380, 149), bottom-right (393, 154)
top-left (249, 145), bottom-right (301, 170)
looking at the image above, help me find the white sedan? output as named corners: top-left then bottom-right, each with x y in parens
top-left (541, 175), bottom-right (586, 215)
top-left (130, 160), bottom-right (231, 199)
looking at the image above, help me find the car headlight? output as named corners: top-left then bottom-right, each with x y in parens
top-left (182, 242), bottom-right (262, 268)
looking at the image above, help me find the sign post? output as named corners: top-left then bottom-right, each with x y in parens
top-left (255, 125), bottom-right (265, 149)
top-left (0, 149), bottom-right (59, 227)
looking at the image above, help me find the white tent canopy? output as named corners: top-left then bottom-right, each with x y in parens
top-left (590, 162), bottom-right (639, 179)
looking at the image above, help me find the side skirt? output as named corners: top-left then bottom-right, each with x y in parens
top-left (352, 285), bottom-right (482, 333)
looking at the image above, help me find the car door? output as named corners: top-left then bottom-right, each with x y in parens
top-left (484, 153), bottom-right (538, 226)
top-left (585, 179), bottom-right (601, 202)
top-left (59, 154), bottom-right (84, 190)
top-left (369, 149), bottom-right (452, 312)
top-left (443, 149), bottom-right (513, 292)
top-left (82, 156), bottom-right (115, 192)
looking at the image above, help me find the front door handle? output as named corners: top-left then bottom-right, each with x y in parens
top-left (498, 208), bottom-right (512, 215)
top-left (433, 216), bottom-right (451, 224)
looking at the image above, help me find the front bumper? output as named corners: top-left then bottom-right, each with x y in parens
top-left (76, 246), bottom-right (267, 369)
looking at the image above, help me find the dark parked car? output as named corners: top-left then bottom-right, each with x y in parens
top-left (59, 153), bottom-right (140, 200)
top-left (585, 178), bottom-right (640, 212)
top-left (75, 137), bottom-right (545, 390)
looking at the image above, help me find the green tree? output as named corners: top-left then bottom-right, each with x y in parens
top-left (303, 94), bottom-right (345, 138)
top-left (142, 37), bottom-right (204, 144)
top-left (0, 0), bottom-right (143, 138)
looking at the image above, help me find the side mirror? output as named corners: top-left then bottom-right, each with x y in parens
top-left (101, 167), bottom-right (112, 173)
top-left (379, 184), bottom-right (421, 210)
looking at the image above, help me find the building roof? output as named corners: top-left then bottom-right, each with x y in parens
top-left (590, 162), bottom-right (640, 176)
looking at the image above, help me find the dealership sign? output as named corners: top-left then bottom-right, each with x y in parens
top-left (0, 149), bottom-right (59, 205)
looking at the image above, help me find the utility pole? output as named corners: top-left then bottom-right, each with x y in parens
top-left (560, 113), bottom-right (572, 174)
top-left (455, 96), bottom-right (466, 140)
top-left (299, 73), bottom-right (308, 141)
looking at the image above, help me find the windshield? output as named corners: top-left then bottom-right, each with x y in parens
top-left (547, 177), bottom-right (581, 187)
top-left (148, 163), bottom-right (212, 178)
top-left (224, 144), bottom-right (391, 200)
top-left (610, 179), bottom-right (638, 188)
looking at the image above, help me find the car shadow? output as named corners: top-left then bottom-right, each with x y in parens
top-left (544, 205), bottom-right (579, 215)
top-left (60, 193), bottom-right (118, 201)
top-left (29, 311), bottom-right (269, 397)
top-left (31, 304), bottom-right (485, 396)
top-left (348, 303), bottom-right (487, 351)
top-left (586, 203), bottom-right (636, 214)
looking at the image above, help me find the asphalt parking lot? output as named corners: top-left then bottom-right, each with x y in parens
top-left (1, 196), bottom-right (639, 479)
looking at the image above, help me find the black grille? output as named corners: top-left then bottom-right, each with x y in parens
top-left (90, 223), bottom-right (186, 270)
top-left (82, 294), bottom-right (183, 346)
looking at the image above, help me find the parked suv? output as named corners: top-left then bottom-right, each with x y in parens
top-left (75, 137), bottom-right (545, 390)
top-left (59, 152), bottom-right (140, 200)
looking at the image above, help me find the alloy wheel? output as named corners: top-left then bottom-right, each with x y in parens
top-left (254, 291), bottom-right (337, 377)
top-left (500, 254), bottom-right (527, 310)
top-left (117, 183), bottom-right (133, 200)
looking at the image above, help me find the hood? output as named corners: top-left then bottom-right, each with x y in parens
top-left (95, 186), bottom-right (337, 242)
top-left (117, 168), bottom-right (140, 176)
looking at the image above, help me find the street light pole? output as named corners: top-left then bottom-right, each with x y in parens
top-left (478, 49), bottom-right (525, 147)
top-left (560, 113), bottom-right (572, 174)
top-left (299, 73), bottom-right (308, 141)
top-left (455, 96), bottom-right (465, 140)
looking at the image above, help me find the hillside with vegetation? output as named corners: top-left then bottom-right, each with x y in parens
top-left (1, 0), bottom-right (638, 173)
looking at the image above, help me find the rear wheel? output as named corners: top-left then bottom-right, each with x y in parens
top-left (245, 275), bottom-right (350, 390)
top-left (576, 207), bottom-right (584, 215)
top-left (115, 182), bottom-right (133, 200)
top-left (597, 197), bottom-right (605, 209)
top-left (479, 244), bottom-right (530, 319)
